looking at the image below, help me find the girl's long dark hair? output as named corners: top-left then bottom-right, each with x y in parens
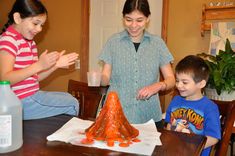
top-left (1, 0), bottom-right (47, 34)
top-left (122, 0), bottom-right (151, 17)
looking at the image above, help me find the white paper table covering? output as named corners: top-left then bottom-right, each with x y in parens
top-left (47, 117), bottom-right (162, 156)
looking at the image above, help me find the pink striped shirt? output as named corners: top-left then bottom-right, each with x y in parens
top-left (0, 26), bottom-right (39, 99)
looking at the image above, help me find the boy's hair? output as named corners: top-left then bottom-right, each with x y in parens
top-left (122, 0), bottom-right (151, 17)
top-left (175, 55), bottom-right (209, 83)
top-left (1, 0), bottom-right (47, 34)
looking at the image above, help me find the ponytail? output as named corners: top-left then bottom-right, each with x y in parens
top-left (1, 20), bottom-right (13, 34)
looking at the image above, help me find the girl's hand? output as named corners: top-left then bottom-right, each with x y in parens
top-left (38, 50), bottom-right (59, 70)
top-left (136, 83), bottom-right (162, 100)
top-left (55, 50), bottom-right (79, 68)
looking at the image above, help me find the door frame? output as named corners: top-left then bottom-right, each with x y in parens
top-left (80, 0), bottom-right (90, 82)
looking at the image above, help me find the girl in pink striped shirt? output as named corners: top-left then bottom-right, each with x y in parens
top-left (0, 0), bottom-right (79, 120)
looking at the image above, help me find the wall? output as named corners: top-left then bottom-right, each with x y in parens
top-left (168, 0), bottom-right (235, 65)
top-left (168, 0), bottom-right (211, 63)
top-left (164, 0), bottom-right (234, 107)
top-left (0, 0), bottom-right (82, 92)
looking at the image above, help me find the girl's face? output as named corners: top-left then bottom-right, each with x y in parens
top-left (14, 13), bottom-right (47, 40)
top-left (123, 10), bottom-right (149, 42)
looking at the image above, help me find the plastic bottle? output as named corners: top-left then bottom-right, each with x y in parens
top-left (0, 81), bottom-right (23, 153)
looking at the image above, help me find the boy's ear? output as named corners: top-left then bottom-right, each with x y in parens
top-left (198, 80), bottom-right (207, 89)
top-left (13, 12), bottom-right (22, 24)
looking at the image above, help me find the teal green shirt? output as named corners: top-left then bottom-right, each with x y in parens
top-left (99, 30), bottom-right (174, 124)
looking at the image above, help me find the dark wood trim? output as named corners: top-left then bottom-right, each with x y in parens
top-left (160, 0), bottom-right (169, 111)
top-left (161, 0), bottom-right (169, 43)
top-left (80, 0), bottom-right (89, 82)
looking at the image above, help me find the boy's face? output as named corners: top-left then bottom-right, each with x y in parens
top-left (176, 73), bottom-right (204, 100)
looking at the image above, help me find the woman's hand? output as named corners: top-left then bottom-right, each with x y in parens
top-left (136, 63), bottom-right (175, 101)
top-left (55, 50), bottom-right (79, 68)
top-left (136, 83), bottom-right (162, 100)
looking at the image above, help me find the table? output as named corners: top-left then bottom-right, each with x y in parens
top-left (2, 115), bottom-right (206, 156)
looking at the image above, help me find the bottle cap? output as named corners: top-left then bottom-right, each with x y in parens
top-left (0, 81), bottom-right (10, 85)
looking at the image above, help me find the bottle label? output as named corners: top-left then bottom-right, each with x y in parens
top-left (0, 115), bottom-right (12, 147)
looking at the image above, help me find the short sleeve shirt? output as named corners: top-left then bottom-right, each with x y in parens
top-left (0, 26), bottom-right (39, 99)
top-left (165, 96), bottom-right (221, 156)
top-left (99, 30), bottom-right (174, 124)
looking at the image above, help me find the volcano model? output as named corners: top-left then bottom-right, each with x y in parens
top-left (81, 91), bottom-right (140, 147)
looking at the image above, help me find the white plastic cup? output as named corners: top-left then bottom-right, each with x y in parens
top-left (87, 71), bottom-right (101, 87)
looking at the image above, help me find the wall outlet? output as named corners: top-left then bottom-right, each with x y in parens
top-left (75, 59), bottom-right (80, 69)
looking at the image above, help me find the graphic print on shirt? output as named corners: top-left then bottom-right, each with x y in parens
top-left (170, 107), bottom-right (204, 134)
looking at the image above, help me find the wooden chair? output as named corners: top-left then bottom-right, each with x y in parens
top-left (231, 133), bottom-right (235, 156)
top-left (67, 79), bottom-right (108, 120)
top-left (210, 100), bottom-right (235, 156)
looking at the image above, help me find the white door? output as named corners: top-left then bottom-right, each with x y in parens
top-left (89, 0), bottom-right (163, 71)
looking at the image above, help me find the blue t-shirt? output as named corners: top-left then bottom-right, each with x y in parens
top-left (99, 30), bottom-right (173, 124)
top-left (165, 95), bottom-right (221, 156)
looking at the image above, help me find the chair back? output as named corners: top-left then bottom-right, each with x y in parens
top-left (68, 79), bottom-right (108, 119)
top-left (211, 100), bottom-right (235, 156)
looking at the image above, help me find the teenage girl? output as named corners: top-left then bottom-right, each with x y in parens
top-left (99, 0), bottom-right (175, 127)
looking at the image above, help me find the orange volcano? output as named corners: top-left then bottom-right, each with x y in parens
top-left (81, 91), bottom-right (140, 147)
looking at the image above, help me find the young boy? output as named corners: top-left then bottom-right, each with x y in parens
top-left (165, 55), bottom-right (221, 156)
